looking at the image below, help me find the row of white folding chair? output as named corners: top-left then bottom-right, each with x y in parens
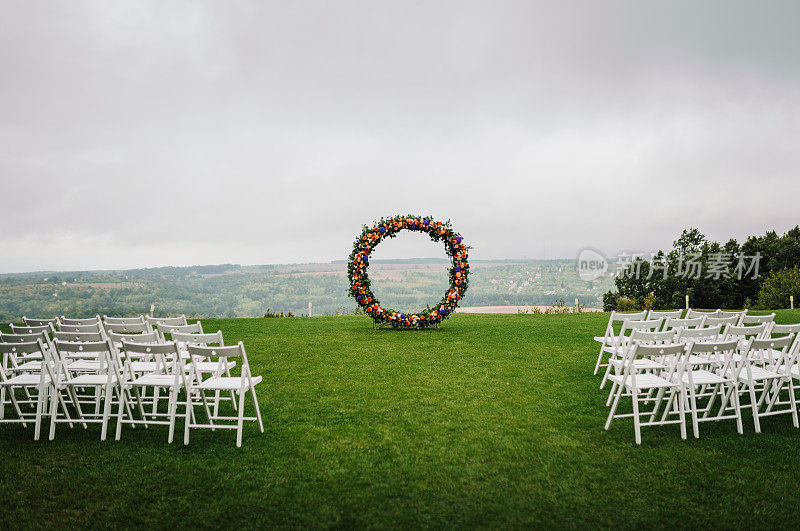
top-left (20, 314), bottom-right (189, 332)
top-left (594, 312), bottom-right (779, 376)
top-left (0, 329), bottom-right (260, 446)
top-left (600, 322), bottom-right (787, 390)
top-left (604, 334), bottom-right (800, 443)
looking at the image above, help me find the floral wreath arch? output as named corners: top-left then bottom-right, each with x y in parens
top-left (348, 215), bottom-right (469, 329)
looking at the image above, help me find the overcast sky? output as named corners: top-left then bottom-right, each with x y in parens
top-left (1, 1), bottom-right (798, 273)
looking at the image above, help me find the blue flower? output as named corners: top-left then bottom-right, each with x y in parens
top-left (439, 308), bottom-right (446, 315)
top-left (356, 295), bottom-right (362, 302)
top-left (423, 219), bottom-right (429, 225)
top-left (400, 314), bottom-right (405, 319)
top-left (378, 226), bottom-right (385, 233)
top-left (454, 266), bottom-right (460, 272)
top-left (456, 236), bottom-right (462, 243)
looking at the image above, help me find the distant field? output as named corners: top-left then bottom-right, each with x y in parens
top-left (0, 259), bottom-right (613, 320)
top-left (3, 311), bottom-right (800, 527)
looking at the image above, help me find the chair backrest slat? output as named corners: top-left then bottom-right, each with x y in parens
top-left (60, 316), bottom-right (101, 326)
top-left (664, 317), bottom-right (705, 331)
top-left (22, 316), bottom-right (60, 327)
top-left (103, 315), bottom-right (146, 325)
top-left (705, 315), bottom-right (739, 327)
top-left (646, 309), bottom-right (683, 320)
top-left (104, 321), bottom-right (151, 334)
top-left (53, 331), bottom-right (104, 343)
top-left (741, 313), bottom-right (776, 325)
top-left (147, 316), bottom-right (188, 327)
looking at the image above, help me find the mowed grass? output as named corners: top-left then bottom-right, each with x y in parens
top-left (3, 311), bottom-right (800, 528)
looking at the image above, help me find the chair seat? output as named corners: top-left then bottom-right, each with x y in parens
top-left (736, 366), bottom-right (783, 383)
top-left (197, 375), bottom-right (261, 390)
top-left (130, 374), bottom-right (180, 387)
top-left (608, 373), bottom-right (676, 390)
top-left (130, 361), bottom-right (161, 372)
top-left (610, 358), bottom-right (664, 371)
top-left (0, 374), bottom-right (50, 386)
top-left (191, 361), bottom-right (237, 373)
top-left (67, 360), bottom-right (102, 372)
top-left (687, 355), bottom-right (723, 366)
top-left (66, 374), bottom-right (118, 386)
top-left (12, 360), bottom-right (43, 372)
top-left (681, 370), bottom-right (727, 385)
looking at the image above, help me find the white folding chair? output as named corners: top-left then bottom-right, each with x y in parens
top-left (116, 340), bottom-right (188, 443)
top-left (604, 342), bottom-right (689, 444)
top-left (50, 338), bottom-right (128, 440)
top-left (678, 340), bottom-right (743, 438)
top-left (593, 311), bottom-right (647, 375)
top-left (0, 339), bottom-right (70, 440)
top-left (600, 318), bottom-right (664, 388)
top-left (184, 342), bottom-right (264, 447)
top-left (172, 331), bottom-right (237, 416)
top-left (733, 335), bottom-right (799, 433)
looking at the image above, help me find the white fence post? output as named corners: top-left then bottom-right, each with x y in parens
top-left (308, 301), bottom-right (312, 317)
top-left (685, 294), bottom-right (689, 310)
top-left (791, 295), bottom-right (795, 310)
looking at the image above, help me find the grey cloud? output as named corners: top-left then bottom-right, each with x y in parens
top-left (1, 1), bottom-right (798, 272)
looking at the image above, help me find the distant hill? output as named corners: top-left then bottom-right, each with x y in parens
top-left (0, 259), bottom-right (612, 320)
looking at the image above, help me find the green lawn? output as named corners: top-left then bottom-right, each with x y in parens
top-left (3, 311), bottom-right (800, 528)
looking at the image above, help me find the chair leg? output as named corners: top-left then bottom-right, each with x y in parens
top-left (748, 382), bottom-right (761, 433)
top-left (48, 385), bottom-right (60, 440)
top-left (7, 387), bottom-right (27, 428)
top-left (605, 383), bottom-right (623, 431)
top-left (605, 382), bottom-right (618, 406)
top-left (250, 385), bottom-right (264, 433)
top-left (731, 383), bottom-right (744, 434)
top-left (631, 389), bottom-right (642, 445)
top-left (593, 347), bottom-right (604, 375)
top-left (167, 385), bottom-right (179, 444)
top-left (686, 385), bottom-right (699, 438)
top-left (34, 384), bottom-right (46, 441)
top-left (116, 385), bottom-right (127, 440)
top-left (789, 379), bottom-right (799, 428)
top-left (678, 388), bottom-right (687, 440)
top-left (236, 389), bottom-right (246, 447)
top-left (184, 392), bottom-right (192, 445)
top-left (100, 384), bottom-right (114, 441)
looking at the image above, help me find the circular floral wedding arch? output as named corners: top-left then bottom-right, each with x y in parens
top-left (348, 215), bottom-right (469, 329)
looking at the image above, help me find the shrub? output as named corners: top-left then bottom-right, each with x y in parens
top-left (754, 266), bottom-right (800, 310)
